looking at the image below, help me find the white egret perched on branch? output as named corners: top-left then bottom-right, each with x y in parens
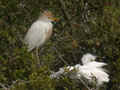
top-left (24, 10), bottom-right (59, 66)
top-left (50, 53), bottom-right (109, 90)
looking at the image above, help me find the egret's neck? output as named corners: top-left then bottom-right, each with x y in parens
top-left (38, 16), bottom-right (52, 22)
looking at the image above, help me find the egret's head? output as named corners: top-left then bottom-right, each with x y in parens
top-left (40, 10), bottom-right (59, 22)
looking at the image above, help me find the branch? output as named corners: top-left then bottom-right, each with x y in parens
top-left (0, 83), bottom-right (9, 90)
top-left (0, 80), bottom-right (31, 90)
top-left (59, 0), bottom-right (71, 20)
top-left (59, 0), bottom-right (74, 30)
top-left (53, 47), bottom-right (69, 65)
top-left (78, 79), bottom-right (93, 90)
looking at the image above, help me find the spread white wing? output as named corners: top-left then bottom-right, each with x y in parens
top-left (50, 53), bottom-right (109, 86)
top-left (78, 61), bottom-right (109, 85)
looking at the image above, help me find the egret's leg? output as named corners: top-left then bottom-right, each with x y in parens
top-left (36, 48), bottom-right (40, 67)
top-left (32, 52), bottom-right (34, 59)
top-left (39, 47), bottom-right (45, 65)
top-left (96, 86), bottom-right (100, 90)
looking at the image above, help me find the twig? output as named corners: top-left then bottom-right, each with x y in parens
top-left (59, 0), bottom-right (74, 31)
top-left (59, 0), bottom-right (71, 20)
top-left (0, 80), bottom-right (31, 90)
top-left (78, 78), bottom-right (93, 90)
top-left (53, 47), bottom-right (69, 65)
top-left (0, 83), bottom-right (8, 90)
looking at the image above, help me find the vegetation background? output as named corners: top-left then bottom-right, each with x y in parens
top-left (0, 0), bottom-right (120, 90)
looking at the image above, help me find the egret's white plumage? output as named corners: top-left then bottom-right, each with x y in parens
top-left (81, 53), bottom-right (96, 64)
top-left (74, 62), bottom-right (109, 85)
top-left (24, 11), bottom-right (57, 51)
top-left (50, 53), bottom-right (109, 86)
top-left (24, 20), bottom-right (53, 51)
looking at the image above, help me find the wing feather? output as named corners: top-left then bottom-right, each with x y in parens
top-left (24, 21), bottom-right (46, 51)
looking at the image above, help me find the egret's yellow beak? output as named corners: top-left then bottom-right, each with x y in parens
top-left (50, 17), bottom-right (59, 22)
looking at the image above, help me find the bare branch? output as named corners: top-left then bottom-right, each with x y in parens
top-left (53, 47), bottom-right (69, 65)
top-left (0, 80), bottom-right (31, 90)
top-left (59, 0), bottom-right (71, 20)
top-left (78, 79), bottom-right (93, 90)
top-left (0, 83), bottom-right (9, 90)
top-left (59, 0), bottom-right (74, 30)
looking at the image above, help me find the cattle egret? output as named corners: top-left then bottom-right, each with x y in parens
top-left (24, 10), bottom-right (58, 66)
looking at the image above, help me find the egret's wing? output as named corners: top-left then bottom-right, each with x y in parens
top-left (24, 21), bottom-right (46, 51)
top-left (91, 68), bottom-right (109, 85)
top-left (78, 62), bottom-right (109, 85)
top-left (50, 62), bottom-right (109, 86)
top-left (84, 61), bottom-right (107, 68)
